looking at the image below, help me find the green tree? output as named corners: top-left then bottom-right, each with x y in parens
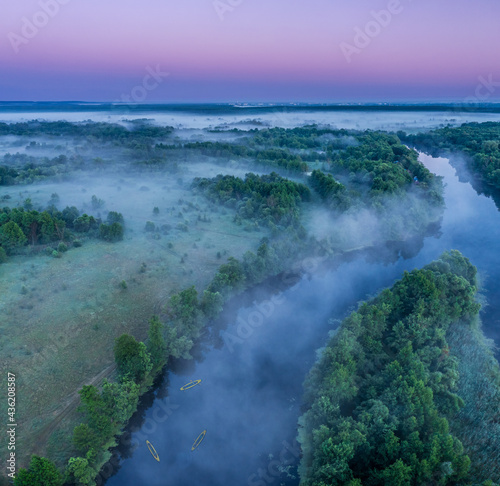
top-left (73, 423), bottom-right (100, 454)
top-left (167, 286), bottom-right (203, 333)
top-left (376, 459), bottom-right (413, 486)
top-left (0, 221), bottom-right (27, 252)
top-left (147, 316), bottom-right (166, 370)
top-left (114, 334), bottom-right (152, 382)
top-left (200, 290), bottom-right (224, 319)
top-left (15, 456), bottom-right (63, 486)
top-left (99, 222), bottom-right (123, 242)
top-left (66, 456), bottom-right (96, 486)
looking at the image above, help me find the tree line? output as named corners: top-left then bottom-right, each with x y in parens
top-left (0, 204), bottom-right (124, 262)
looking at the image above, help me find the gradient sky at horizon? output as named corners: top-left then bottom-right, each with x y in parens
top-left (1, 0), bottom-right (499, 102)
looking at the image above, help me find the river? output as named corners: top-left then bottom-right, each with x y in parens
top-left (104, 152), bottom-right (500, 486)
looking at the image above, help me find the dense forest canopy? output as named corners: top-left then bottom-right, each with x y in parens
top-left (193, 172), bottom-right (310, 231)
top-left (298, 251), bottom-right (499, 486)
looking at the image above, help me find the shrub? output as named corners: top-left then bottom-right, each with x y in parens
top-left (99, 222), bottom-right (124, 242)
top-left (144, 221), bottom-right (156, 232)
top-left (0, 246), bottom-right (7, 263)
top-left (57, 242), bottom-right (68, 253)
top-left (106, 211), bottom-right (124, 225)
top-left (91, 195), bottom-right (105, 209)
top-left (73, 239), bottom-right (82, 248)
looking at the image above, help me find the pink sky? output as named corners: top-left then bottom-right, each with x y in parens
top-left (1, 0), bottom-right (499, 101)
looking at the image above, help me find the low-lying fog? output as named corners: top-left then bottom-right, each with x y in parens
top-left (2, 109), bottom-right (500, 133)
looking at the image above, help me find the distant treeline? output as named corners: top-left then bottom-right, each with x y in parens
top-left (0, 120), bottom-right (174, 141)
top-left (298, 251), bottom-right (500, 486)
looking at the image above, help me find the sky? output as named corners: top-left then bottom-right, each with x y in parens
top-left (1, 0), bottom-right (499, 102)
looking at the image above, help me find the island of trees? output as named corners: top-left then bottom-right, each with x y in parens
top-left (298, 251), bottom-right (500, 486)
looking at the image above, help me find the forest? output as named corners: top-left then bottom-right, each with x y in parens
top-left (298, 251), bottom-right (500, 486)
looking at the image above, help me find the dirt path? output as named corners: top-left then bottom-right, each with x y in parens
top-left (29, 363), bottom-right (117, 458)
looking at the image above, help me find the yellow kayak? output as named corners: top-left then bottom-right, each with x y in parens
top-left (146, 440), bottom-right (160, 462)
top-left (180, 379), bottom-right (202, 391)
top-left (191, 430), bottom-right (207, 451)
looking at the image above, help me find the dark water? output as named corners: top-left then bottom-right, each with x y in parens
top-left (104, 153), bottom-right (500, 486)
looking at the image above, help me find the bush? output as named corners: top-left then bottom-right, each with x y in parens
top-left (73, 239), bottom-right (82, 248)
top-left (153, 207), bottom-right (159, 215)
top-left (99, 222), bottom-right (124, 242)
top-left (160, 224), bottom-right (171, 234)
top-left (0, 246), bottom-right (7, 263)
top-left (73, 214), bottom-right (99, 233)
top-left (120, 280), bottom-right (127, 290)
top-left (91, 195), bottom-right (105, 209)
top-left (52, 250), bottom-right (61, 258)
top-left (144, 221), bottom-right (156, 232)
top-left (106, 211), bottom-right (124, 225)
top-left (57, 242), bottom-right (68, 253)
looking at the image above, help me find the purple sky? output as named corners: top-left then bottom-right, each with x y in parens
top-left (1, 0), bottom-right (499, 102)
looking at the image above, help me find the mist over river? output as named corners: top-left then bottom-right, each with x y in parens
top-left (103, 151), bottom-right (500, 486)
